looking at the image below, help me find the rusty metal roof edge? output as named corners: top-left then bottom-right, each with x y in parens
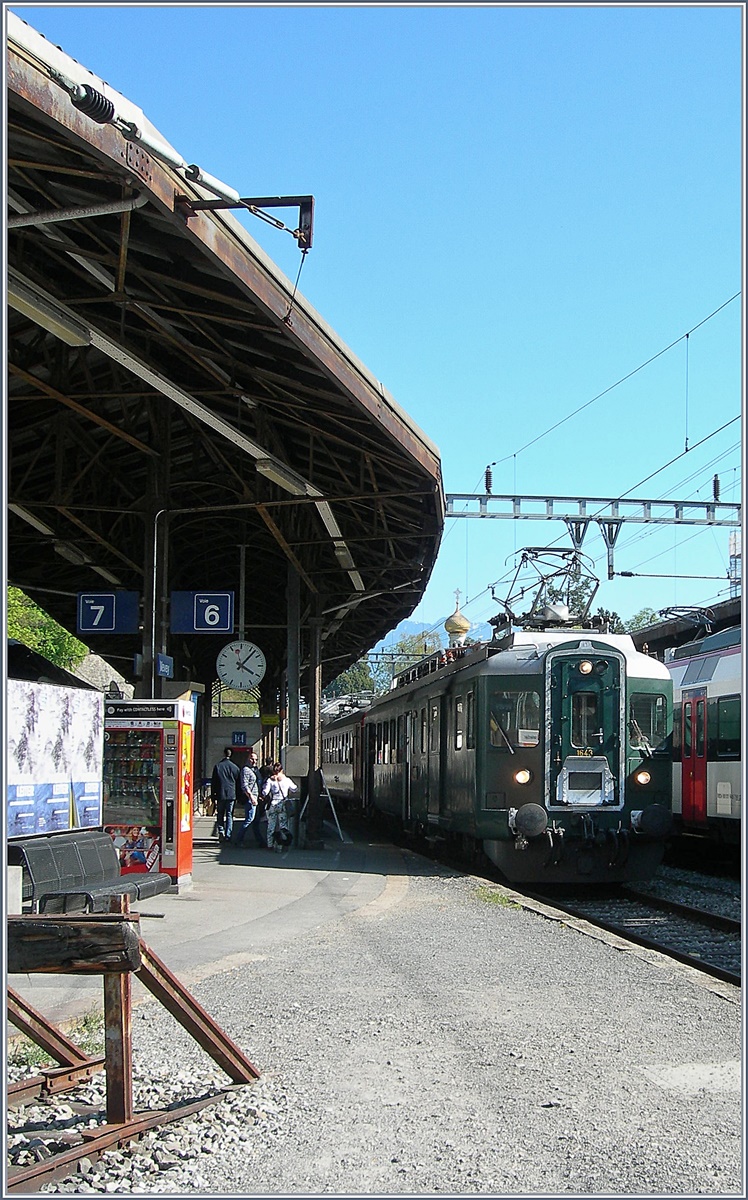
top-left (7, 12), bottom-right (177, 154)
top-left (7, 11), bottom-right (443, 484)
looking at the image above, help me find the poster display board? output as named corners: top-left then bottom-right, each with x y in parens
top-left (6, 679), bottom-right (104, 837)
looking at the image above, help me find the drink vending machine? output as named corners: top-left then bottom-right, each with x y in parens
top-left (102, 699), bottom-right (194, 886)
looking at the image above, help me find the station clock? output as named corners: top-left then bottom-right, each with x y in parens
top-left (216, 640), bottom-right (267, 690)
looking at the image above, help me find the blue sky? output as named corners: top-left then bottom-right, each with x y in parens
top-left (8, 3), bottom-right (743, 638)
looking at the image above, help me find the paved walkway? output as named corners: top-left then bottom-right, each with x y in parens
top-left (8, 814), bottom-right (395, 1029)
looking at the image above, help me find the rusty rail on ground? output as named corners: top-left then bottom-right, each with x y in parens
top-left (6, 897), bottom-right (259, 1192)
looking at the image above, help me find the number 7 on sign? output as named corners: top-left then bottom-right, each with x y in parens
top-left (77, 593), bottom-right (116, 633)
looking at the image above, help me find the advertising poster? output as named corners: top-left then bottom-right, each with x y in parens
top-left (105, 824), bottom-right (161, 873)
top-left (180, 720), bottom-right (193, 832)
top-left (6, 680), bottom-right (104, 836)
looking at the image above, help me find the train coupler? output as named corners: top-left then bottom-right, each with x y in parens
top-left (543, 825), bottom-right (565, 867)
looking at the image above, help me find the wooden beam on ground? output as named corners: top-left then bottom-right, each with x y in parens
top-left (7, 914), bottom-right (142, 975)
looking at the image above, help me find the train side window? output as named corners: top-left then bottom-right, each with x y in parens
top-left (516, 691), bottom-right (540, 746)
top-left (466, 691), bottom-right (475, 749)
top-left (695, 699), bottom-right (705, 758)
top-left (629, 692), bottom-right (669, 754)
top-left (571, 692), bottom-right (598, 748)
top-left (390, 719), bottom-right (397, 764)
top-left (681, 655), bottom-right (719, 686)
top-left (683, 702), bottom-right (692, 757)
top-left (455, 697), bottom-right (464, 750)
top-left (717, 695), bottom-right (741, 757)
top-left (429, 703), bottom-right (439, 752)
top-left (420, 708), bottom-right (427, 754)
top-left (489, 690), bottom-right (540, 750)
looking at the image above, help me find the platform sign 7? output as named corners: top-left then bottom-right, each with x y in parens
top-left (77, 591), bottom-right (139, 634)
top-left (170, 591), bottom-right (234, 634)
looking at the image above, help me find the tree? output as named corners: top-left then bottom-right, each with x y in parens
top-left (7, 586), bottom-right (88, 669)
top-left (370, 631), bottom-right (443, 693)
top-left (624, 607), bottom-right (659, 632)
top-left (323, 658), bottom-right (376, 700)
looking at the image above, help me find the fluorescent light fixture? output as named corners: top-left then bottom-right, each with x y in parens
top-left (8, 271), bottom-right (90, 347)
top-left (333, 543), bottom-right (356, 571)
top-left (256, 458), bottom-right (318, 498)
top-left (53, 540), bottom-right (90, 566)
top-left (92, 565), bottom-right (124, 585)
top-left (8, 503), bottom-right (56, 536)
top-left (316, 500), bottom-right (343, 539)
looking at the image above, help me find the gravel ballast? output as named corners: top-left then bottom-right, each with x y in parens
top-left (9, 844), bottom-right (743, 1195)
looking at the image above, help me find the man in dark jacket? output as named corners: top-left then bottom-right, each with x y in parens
top-left (210, 749), bottom-right (241, 843)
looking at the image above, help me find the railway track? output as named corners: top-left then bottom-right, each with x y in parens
top-left (524, 887), bottom-right (741, 986)
top-left (388, 821), bottom-right (741, 986)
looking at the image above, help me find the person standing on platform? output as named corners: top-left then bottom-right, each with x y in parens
top-left (262, 762), bottom-right (297, 851)
top-left (210, 748), bottom-right (241, 844)
top-left (236, 750), bottom-right (265, 847)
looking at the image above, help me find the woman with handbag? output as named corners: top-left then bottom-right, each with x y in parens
top-left (261, 762), bottom-right (297, 852)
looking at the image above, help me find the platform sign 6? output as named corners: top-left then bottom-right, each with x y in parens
top-left (170, 591), bottom-right (234, 634)
top-left (77, 591), bottom-right (139, 634)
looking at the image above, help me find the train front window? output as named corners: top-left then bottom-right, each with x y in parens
top-left (489, 690), bottom-right (540, 750)
top-left (629, 692), bottom-right (669, 755)
top-left (571, 692), bottom-right (598, 748)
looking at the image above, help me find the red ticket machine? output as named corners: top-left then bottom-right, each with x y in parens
top-left (102, 699), bottom-right (194, 887)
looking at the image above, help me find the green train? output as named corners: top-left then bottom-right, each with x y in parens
top-left (323, 624), bottom-right (674, 884)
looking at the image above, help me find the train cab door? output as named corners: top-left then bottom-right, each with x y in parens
top-left (548, 647), bottom-right (623, 808)
top-left (426, 698), bottom-right (441, 819)
top-left (680, 689), bottom-right (707, 826)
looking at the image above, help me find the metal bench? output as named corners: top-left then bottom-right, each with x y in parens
top-left (7, 830), bottom-right (172, 914)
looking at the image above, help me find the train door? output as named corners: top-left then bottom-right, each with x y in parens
top-left (680, 689), bottom-right (707, 826)
top-left (426, 698), bottom-right (441, 819)
top-left (363, 721), bottom-right (375, 810)
top-left (401, 713), bottom-right (412, 822)
top-left (548, 647), bottom-right (624, 809)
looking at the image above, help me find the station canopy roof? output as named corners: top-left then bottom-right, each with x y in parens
top-left (6, 15), bottom-right (444, 693)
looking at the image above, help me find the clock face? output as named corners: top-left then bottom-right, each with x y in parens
top-left (216, 640), bottom-right (267, 690)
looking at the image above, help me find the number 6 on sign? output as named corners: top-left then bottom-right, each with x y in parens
top-left (170, 591), bottom-right (234, 635)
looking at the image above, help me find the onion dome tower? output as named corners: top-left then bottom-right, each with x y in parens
top-left (444, 592), bottom-right (471, 648)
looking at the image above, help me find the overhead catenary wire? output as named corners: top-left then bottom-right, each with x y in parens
top-left (484, 291), bottom-right (740, 473)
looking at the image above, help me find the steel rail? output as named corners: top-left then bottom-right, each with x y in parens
top-left (6, 1088), bottom-right (239, 1193)
top-left (619, 887), bottom-right (741, 933)
top-left (525, 891), bottom-right (741, 987)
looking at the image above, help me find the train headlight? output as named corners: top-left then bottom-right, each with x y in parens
top-left (514, 768), bottom-right (533, 785)
top-left (634, 769), bottom-right (651, 786)
top-left (579, 660), bottom-right (593, 675)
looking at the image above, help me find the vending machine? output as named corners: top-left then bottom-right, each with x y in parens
top-left (102, 699), bottom-right (194, 886)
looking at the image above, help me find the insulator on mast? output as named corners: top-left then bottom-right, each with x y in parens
top-left (485, 467), bottom-right (493, 494)
top-left (713, 474), bottom-right (720, 502)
